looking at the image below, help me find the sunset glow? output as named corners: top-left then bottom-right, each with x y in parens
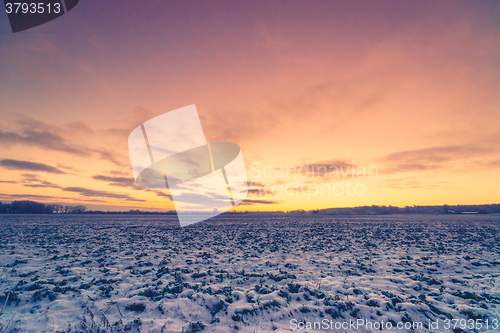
top-left (1, 1), bottom-right (499, 211)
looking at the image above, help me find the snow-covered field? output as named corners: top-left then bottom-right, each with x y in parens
top-left (0, 214), bottom-right (499, 332)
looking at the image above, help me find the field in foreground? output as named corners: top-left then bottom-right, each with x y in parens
top-left (0, 214), bottom-right (499, 332)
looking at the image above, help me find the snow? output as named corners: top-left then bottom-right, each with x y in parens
top-left (0, 214), bottom-right (499, 332)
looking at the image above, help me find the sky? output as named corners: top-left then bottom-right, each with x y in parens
top-left (0, 0), bottom-right (499, 212)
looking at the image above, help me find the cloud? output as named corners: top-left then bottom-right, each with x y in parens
top-left (384, 145), bottom-right (492, 163)
top-left (151, 190), bottom-right (172, 200)
top-left (385, 179), bottom-right (449, 190)
top-left (247, 188), bottom-right (269, 196)
top-left (62, 187), bottom-right (146, 202)
top-left (94, 149), bottom-right (125, 166)
top-left (21, 174), bottom-right (41, 181)
top-left (246, 181), bottom-right (280, 196)
top-left (239, 199), bottom-right (279, 205)
top-left (0, 128), bottom-right (127, 166)
top-left (202, 77), bottom-right (384, 144)
top-left (21, 173), bottom-right (61, 188)
top-left (289, 160), bottom-right (356, 178)
top-left (18, 116), bottom-right (129, 139)
top-left (0, 180), bottom-right (16, 184)
top-left (0, 116), bottom-right (127, 166)
top-left (485, 160), bottom-right (500, 168)
top-left (247, 180), bottom-right (285, 188)
top-left (0, 194), bottom-right (110, 205)
top-left (92, 173), bottom-right (172, 200)
top-left (109, 170), bottom-right (131, 176)
top-left (24, 184), bottom-right (60, 188)
top-left (92, 175), bottom-right (136, 187)
top-left (164, 191), bottom-right (231, 206)
top-left (200, 105), bottom-right (280, 143)
top-left (65, 122), bottom-right (94, 134)
top-left (382, 144), bottom-right (497, 173)
top-left (0, 194), bottom-right (60, 200)
top-left (0, 129), bottom-right (91, 157)
top-left (0, 159), bottom-right (66, 174)
top-left (56, 164), bottom-right (81, 173)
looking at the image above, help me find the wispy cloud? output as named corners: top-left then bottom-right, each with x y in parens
top-left (21, 173), bottom-right (61, 188)
top-left (247, 181), bottom-right (268, 188)
top-left (240, 199), bottom-right (279, 205)
top-left (0, 159), bottom-right (66, 174)
top-left (56, 164), bottom-right (81, 174)
top-left (382, 144), bottom-right (498, 173)
top-left (247, 188), bottom-right (269, 196)
top-left (0, 116), bottom-right (127, 166)
top-left (385, 179), bottom-right (450, 190)
top-left (92, 173), bottom-right (172, 200)
top-left (293, 160), bottom-right (356, 178)
top-left (0, 194), bottom-right (59, 200)
top-left (23, 184), bottom-right (61, 188)
top-left (0, 129), bottom-right (90, 157)
top-left (18, 116), bottom-right (129, 139)
top-left (152, 191), bottom-right (172, 200)
top-left (62, 186), bottom-right (146, 202)
top-left (247, 181), bottom-right (280, 196)
top-left (92, 175), bottom-right (136, 187)
top-left (94, 149), bottom-right (125, 167)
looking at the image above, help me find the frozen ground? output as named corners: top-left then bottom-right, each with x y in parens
top-left (0, 214), bottom-right (499, 332)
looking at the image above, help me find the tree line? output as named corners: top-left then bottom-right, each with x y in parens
top-left (2, 200), bottom-right (500, 215)
top-left (0, 201), bottom-right (87, 214)
top-left (302, 204), bottom-right (500, 215)
top-left (0, 201), bottom-right (174, 214)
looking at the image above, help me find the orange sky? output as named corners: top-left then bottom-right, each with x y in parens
top-left (0, 1), bottom-right (499, 211)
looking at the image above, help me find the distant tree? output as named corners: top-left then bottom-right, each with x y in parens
top-left (0, 201), bottom-right (87, 214)
top-left (11, 200), bottom-right (47, 214)
top-left (51, 204), bottom-right (64, 213)
top-left (71, 205), bottom-right (87, 214)
top-left (0, 202), bottom-right (7, 214)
